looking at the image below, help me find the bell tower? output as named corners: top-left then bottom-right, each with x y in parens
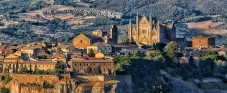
top-left (110, 24), bottom-right (118, 44)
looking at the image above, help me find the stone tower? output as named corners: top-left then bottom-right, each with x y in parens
top-left (128, 19), bottom-right (132, 43)
top-left (110, 24), bottom-right (118, 44)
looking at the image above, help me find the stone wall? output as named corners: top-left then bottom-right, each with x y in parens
top-left (0, 74), bottom-right (123, 93)
top-left (76, 75), bottom-right (105, 82)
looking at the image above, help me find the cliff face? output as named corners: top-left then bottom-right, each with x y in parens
top-left (161, 70), bottom-right (227, 93)
top-left (8, 81), bottom-right (71, 93)
top-left (0, 74), bottom-right (120, 93)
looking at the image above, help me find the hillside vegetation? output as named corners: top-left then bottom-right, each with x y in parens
top-left (0, 0), bottom-right (227, 44)
top-left (91, 0), bottom-right (227, 20)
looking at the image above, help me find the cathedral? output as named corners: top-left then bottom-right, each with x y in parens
top-left (128, 14), bottom-right (160, 46)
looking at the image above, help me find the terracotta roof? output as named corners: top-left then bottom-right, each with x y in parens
top-left (20, 46), bottom-right (41, 50)
top-left (76, 33), bottom-right (102, 40)
top-left (112, 44), bottom-right (137, 48)
top-left (1, 60), bottom-right (55, 64)
top-left (23, 61), bottom-right (55, 64)
top-left (89, 42), bottom-right (111, 47)
top-left (70, 57), bottom-right (113, 63)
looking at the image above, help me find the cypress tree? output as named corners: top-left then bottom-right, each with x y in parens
top-left (88, 49), bottom-right (95, 57)
top-left (29, 63), bottom-right (32, 73)
top-left (16, 61), bottom-right (18, 73)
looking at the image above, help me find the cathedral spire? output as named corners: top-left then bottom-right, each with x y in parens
top-left (128, 19), bottom-right (132, 43)
top-left (149, 13), bottom-right (153, 28)
top-left (136, 13), bottom-right (139, 43)
top-left (156, 20), bottom-right (160, 42)
top-left (149, 13), bottom-right (152, 21)
top-left (156, 20), bottom-right (160, 29)
top-left (149, 13), bottom-right (153, 44)
top-left (129, 19), bottom-right (132, 29)
top-left (136, 13), bottom-right (139, 29)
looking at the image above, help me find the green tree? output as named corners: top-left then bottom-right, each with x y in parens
top-left (149, 50), bottom-right (163, 59)
top-left (1, 87), bottom-right (9, 93)
top-left (43, 81), bottom-right (54, 89)
top-left (88, 49), bottom-right (95, 57)
top-left (55, 63), bottom-right (65, 74)
top-left (2, 74), bottom-right (12, 84)
top-left (93, 66), bottom-right (102, 75)
top-left (200, 58), bottom-right (215, 77)
top-left (113, 55), bottom-right (132, 72)
top-left (29, 63), bottom-right (32, 73)
top-left (165, 41), bottom-right (180, 63)
top-left (189, 56), bottom-right (196, 67)
top-left (214, 60), bottom-right (227, 75)
top-left (16, 61), bottom-right (18, 73)
top-left (19, 66), bottom-right (28, 74)
top-left (85, 66), bottom-right (92, 74)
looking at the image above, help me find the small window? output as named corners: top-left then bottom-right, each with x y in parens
top-left (80, 40), bottom-right (83, 43)
top-left (198, 40), bottom-right (202, 44)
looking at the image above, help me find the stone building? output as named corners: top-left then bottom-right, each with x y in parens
top-left (20, 47), bottom-right (40, 58)
top-left (2, 60), bottom-right (55, 73)
top-left (128, 14), bottom-right (160, 46)
top-left (87, 42), bottom-right (112, 54)
top-left (72, 24), bottom-right (119, 50)
top-left (92, 29), bottom-right (107, 38)
top-left (72, 33), bottom-right (103, 49)
top-left (3, 58), bottom-right (24, 63)
top-left (69, 57), bottom-right (114, 75)
top-left (192, 36), bottom-right (215, 49)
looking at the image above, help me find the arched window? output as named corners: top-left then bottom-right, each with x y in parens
top-left (80, 40), bottom-right (83, 43)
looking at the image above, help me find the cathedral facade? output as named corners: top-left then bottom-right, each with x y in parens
top-left (128, 15), bottom-right (160, 46)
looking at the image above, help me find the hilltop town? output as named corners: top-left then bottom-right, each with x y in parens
top-left (0, 0), bottom-right (227, 93)
top-left (0, 14), bottom-right (227, 93)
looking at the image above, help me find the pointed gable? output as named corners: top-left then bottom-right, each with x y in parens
top-left (140, 15), bottom-right (149, 25)
top-left (74, 33), bottom-right (89, 40)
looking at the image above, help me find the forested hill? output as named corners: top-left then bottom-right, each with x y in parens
top-left (91, 0), bottom-right (227, 20)
top-left (0, 0), bottom-right (227, 44)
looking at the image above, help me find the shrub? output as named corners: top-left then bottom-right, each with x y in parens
top-left (0, 87), bottom-right (9, 93)
top-left (2, 74), bottom-right (12, 84)
top-left (93, 66), bottom-right (102, 75)
top-left (43, 81), bottom-right (54, 89)
top-left (19, 66), bottom-right (28, 74)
